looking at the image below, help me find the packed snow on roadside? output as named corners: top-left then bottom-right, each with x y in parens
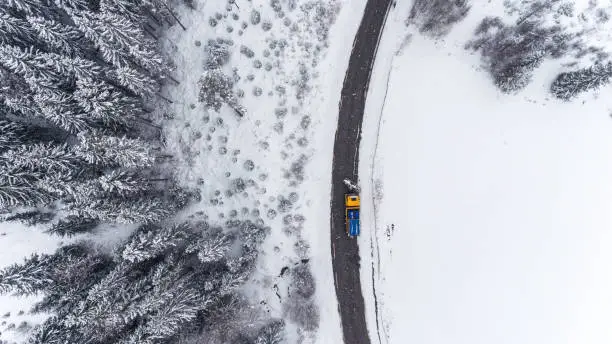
top-left (360, 1), bottom-right (612, 344)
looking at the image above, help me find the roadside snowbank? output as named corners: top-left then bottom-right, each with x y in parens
top-left (360, 2), bottom-right (612, 344)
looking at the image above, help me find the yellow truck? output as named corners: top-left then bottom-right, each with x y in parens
top-left (345, 194), bottom-right (360, 237)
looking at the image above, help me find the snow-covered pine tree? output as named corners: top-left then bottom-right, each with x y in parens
top-left (72, 10), bottom-right (167, 77)
top-left (0, 182), bottom-right (51, 208)
top-left (53, 0), bottom-right (89, 12)
top-left (186, 228), bottom-right (233, 263)
top-left (0, 253), bottom-right (54, 295)
top-left (26, 16), bottom-right (86, 56)
top-left (113, 66), bottom-right (160, 99)
top-left (94, 170), bottom-right (153, 197)
top-left (2, 209), bottom-right (54, 226)
top-left (37, 51), bottom-right (102, 80)
top-left (74, 78), bottom-right (144, 127)
top-left (0, 119), bottom-right (28, 151)
top-left (70, 197), bottom-right (172, 224)
top-left (31, 88), bottom-right (91, 133)
top-left (0, 12), bottom-right (38, 47)
top-left (121, 223), bottom-right (189, 263)
top-left (0, 142), bottom-right (81, 175)
top-left (99, 0), bottom-right (146, 24)
top-left (46, 215), bottom-right (98, 237)
top-left (0, 65), bottom-right (40, 117)
top-left (136, 283), bottom-right (201, 342)
top-left (71, 11), bottom-right (134, 68)
top-left (76, 132), bottom-right (155, 168)
top-left (551, 62), bottom-right (612, 100)
top-left (0, 45), bottom-right (57, 80)
top-left (2, 0), bottom-right (55, 17)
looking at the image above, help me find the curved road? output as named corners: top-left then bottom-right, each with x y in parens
top-left (330, 0), bottom-right (393, 344)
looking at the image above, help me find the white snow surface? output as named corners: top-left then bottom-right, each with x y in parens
top-left (360, 1), bottom-right (612, 344)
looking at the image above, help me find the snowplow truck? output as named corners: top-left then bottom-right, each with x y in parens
top-left (345, 194), bottom-right (360, 237)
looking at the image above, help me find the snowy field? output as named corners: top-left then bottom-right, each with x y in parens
top-left (153, 0), bottom-right (368, 342)
top-left (360, 1), bottom-right (612, 344)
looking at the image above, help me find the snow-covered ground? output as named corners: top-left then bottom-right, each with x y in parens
top-left (360, 1), bottom-right (612, 344)
top-left (157, 0), bottom-right (368, 342)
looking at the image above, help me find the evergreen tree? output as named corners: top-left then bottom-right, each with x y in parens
top-left (9, 220), bottom-right (271, 343)
top-left (46, 215), bottom-right (98, 237)
top-left (0, 119), bottom-right (28, 151)
top-left (92, 170), bottom-right (152, 198)
top-left (0, 253), bottom-right (54, 295)
top-left (3, 0), bottom-right (54, 17)
top-left (186, 229), bottom-right (233, 263)
top-left (113, 66), bottom-right (160, 98)
top-left (0, 183), bottom-right (51, 208)
top-left (121, 223), bottom-right (189, 263)
top-left (551, 62), bottom-right (612, 100)
top-left (0, 142), bottom-right (81, 175)
top-left (74, 78), bottom-right (144, 127)
top-left (72, 11), bottom-right (133, 67)
top-left (38, 51), bottom-right (103, 80)
top-left (27, 16), bottom-right (86, 56)
top-left (76, 132), bottom-right (155, 168)
top-left (3, 209), bottom-right (55, 226)
top-left (53, 0), bottom-right (89, 12)
top-left (99, 0), bottom-right (145, 21)
top-left (72, 10), bottom-right (166, 76)
top-left (31, 89), bottom-right (91, 133)
top-left (70, 197), bottom-right (172, 224)
top-left (0, 45), bottom-right (57, 80)
top-left (0, 12), bottom-right (38, 46)
top-left (0, 66), bottom-right (40, 117)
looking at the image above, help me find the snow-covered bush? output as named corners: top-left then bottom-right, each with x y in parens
top-left (198, 68), bottom-right (245, 116)
top-left (290, 264), bottom-right (315, 298)
top-left (407, 0), bottom-right (470, 37)
top-left (283, 295), bottom-right (319, 331)
top-left (205, 39), bottom-right (233, 69)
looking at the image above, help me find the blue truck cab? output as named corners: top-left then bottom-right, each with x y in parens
top-left (345, 194), bottom-right (360, 237)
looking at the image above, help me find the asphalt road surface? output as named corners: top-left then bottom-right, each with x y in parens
top-left (330, 0), bottom-right (393, 344)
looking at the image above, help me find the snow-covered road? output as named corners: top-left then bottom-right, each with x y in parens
top-left (329, 0), bottom-right (393, 343)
